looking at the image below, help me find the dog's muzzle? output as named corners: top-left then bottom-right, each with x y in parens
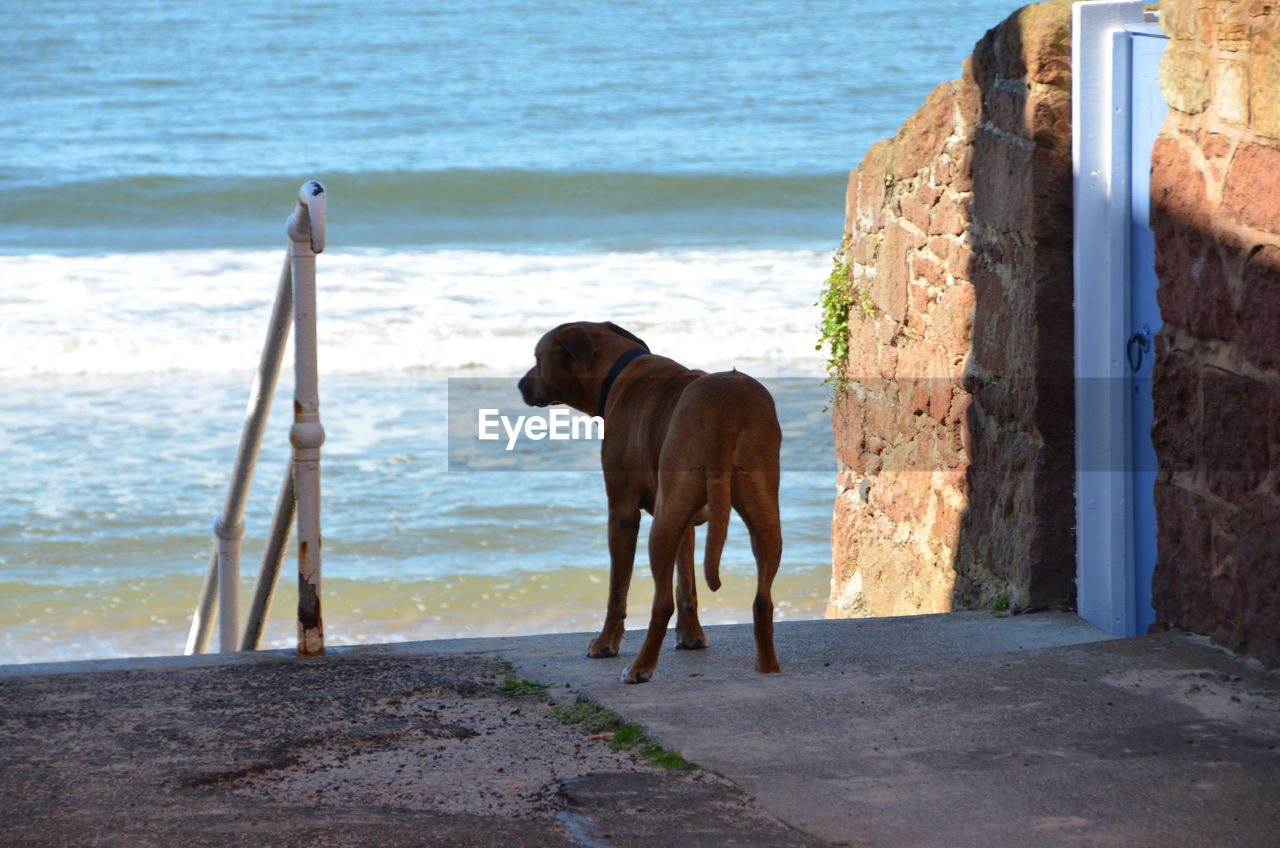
top-left (518, 374), bottom-right (547, 407)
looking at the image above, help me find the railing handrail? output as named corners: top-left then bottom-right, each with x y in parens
top-left (186, 181), bottom-right (327, 657)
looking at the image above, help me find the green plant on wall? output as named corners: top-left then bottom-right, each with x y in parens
top-left (816, 237), bottom-right (875, 402)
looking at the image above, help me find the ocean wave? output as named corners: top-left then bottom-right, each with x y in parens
top-left (0, 247), bottom-right (829, 377)
top-left (0, 169), bottom-right (845, 252)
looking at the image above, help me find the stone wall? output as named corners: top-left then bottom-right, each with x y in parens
top-left (1150, 0), bottom-right (1280, 666)
top-left (828, 1), bottom-right (1076, 619)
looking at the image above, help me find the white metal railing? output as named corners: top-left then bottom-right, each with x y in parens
top-left (185, 181), bottom-right (328, 656)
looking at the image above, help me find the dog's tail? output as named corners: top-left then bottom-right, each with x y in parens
top-left (702, 435), bottom-right (734, 593)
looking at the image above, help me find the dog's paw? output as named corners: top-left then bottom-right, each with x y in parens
top-left (754, 657), bottom-right (782, 674)
top-left (621, 664), bottom-right (653, 684)
top-left (587, 638), bottom-right (618, 659)
top-left (674, 633), bottom-right (707, 650)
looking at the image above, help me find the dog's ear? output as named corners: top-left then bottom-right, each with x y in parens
top-left (603, 321), bottom-right (649, 352)
top-left (557, 325), bottom-right (597, 369)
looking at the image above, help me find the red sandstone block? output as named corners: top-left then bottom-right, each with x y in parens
top-left (982, 85), bottom-right (1027, 138)
top-left (895, 339), bottom-right (953, 424)
top-left (1152, 134), bottom-right (1242, 340)
top-left (832, 400), bottom-right (867, 473)
top-left (1249, 24), bottom-right (1280, 138)
top-left (875, 470), bottom-right (932, 522)
top-left (1151, 344), bottom-right (1202, 474)
top-left (1222, 142), bottom-right (1280, 234)
top-left (874, 223), bottom-right (913, 324)
top-left (1161, 41), bottom-right (1212, 115)
top-left (1152, 136), bottom-right (1210, 229)
top-left (1213, 2), bottom-right (1251, 51)
top-left (915, 181), bottom-right (942, 209)
top-left (1239, 245), bottom-right (1280, 372)
top-left (907, 283), bottom-right (930, 336)
top-left (912, 249), bottom-right (949, 291)
top-left (853, 231), bottom-right (878, 268)
top-left (943, 138), bottom-right (975, 194)
top-left (1159, 0), bottom-right (1198, 41)
top-left (934, 283), bottom-right (976, 354)
top-left (900, 192), bottom-right (933, 233)
top-left (893, 83), bottom-right (958, 181)
top-left (1028, 147), bottom-right (1073, 246)
top-left (1237, 493), bottom-right (1280, 659)
top-left (971, 128), bottom-right (1033, 233)
top-left (1193, 5), bottom-right (1218, 47)
top-left (857, 139), bottom-right (894, 227)
top-left (970, 264), bottom-right (1009, 377)
top-left (929, 196), bottom-right (969, 237)
top-left (929, 488), bottom-right (963, 549)
top-left (936, 235), bottom-right (974, 279)
top-left (1018, 1), bottom-right (1073, 88)
top-left (1029, 89), bottom-right (1072, 153)
top-left (1201, 368), bottom-right (1272, 501)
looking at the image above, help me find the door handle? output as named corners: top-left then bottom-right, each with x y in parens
top-left (1126, 326), bottom-right (1152, 373)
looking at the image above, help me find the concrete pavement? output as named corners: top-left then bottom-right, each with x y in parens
top-left (505, 612), bottom-right (1280, 846)
top-left (2, 612), bottom-right (1278, 846)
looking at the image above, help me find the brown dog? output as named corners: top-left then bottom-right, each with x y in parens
top-left (518, 321), bottom-right (782, 683)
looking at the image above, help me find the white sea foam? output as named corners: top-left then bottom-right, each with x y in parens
top-left (0, 248), bottom-right (829, 378)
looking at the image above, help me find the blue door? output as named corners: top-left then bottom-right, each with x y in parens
top-left (1127, 27), bottom-right (1167, 635)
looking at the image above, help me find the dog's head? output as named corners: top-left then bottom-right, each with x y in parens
top-left (518, 321), bottom-right (648, 413)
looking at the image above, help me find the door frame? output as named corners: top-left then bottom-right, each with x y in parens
top-left (1071, 1), bottom-right (1167, 636)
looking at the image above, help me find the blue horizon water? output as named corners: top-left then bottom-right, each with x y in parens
top-left (0, 0), bottom-right (1027, 664)
top-left (3, 0), bottom-right (1025, 253)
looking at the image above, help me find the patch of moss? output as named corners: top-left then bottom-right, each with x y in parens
top-left (493, 678), bottom-right (552, 696)
top-left (547, 698), bottom-right (697, 770)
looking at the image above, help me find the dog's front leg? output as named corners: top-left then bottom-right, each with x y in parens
top-left (623, 518), bottom-right (679, 684)
top-left (587, 501), bottom-right (640, 659)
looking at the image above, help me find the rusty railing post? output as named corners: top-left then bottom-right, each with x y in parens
top-left (287, 181), bottom-right (327, 656)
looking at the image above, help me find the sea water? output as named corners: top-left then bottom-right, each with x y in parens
top-left (0, 0), bottom-right (1025, 664)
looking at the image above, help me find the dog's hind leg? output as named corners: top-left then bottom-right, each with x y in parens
top-left (674, 525), bottom-right (707, 650)
top-left (734, 469), bottom-right (783, 674)
top-left (624, 477), bottom-right (702, 683)
top-left (748, 524), bottom-right (782, 674)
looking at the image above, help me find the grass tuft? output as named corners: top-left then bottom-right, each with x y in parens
top-left (493, 678), bottom-right (552, 696)
top-left (547, 697), bottom-right (697, 770)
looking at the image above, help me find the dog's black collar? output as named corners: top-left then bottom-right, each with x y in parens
top-left (597, 347), bottom-right (649, 416)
